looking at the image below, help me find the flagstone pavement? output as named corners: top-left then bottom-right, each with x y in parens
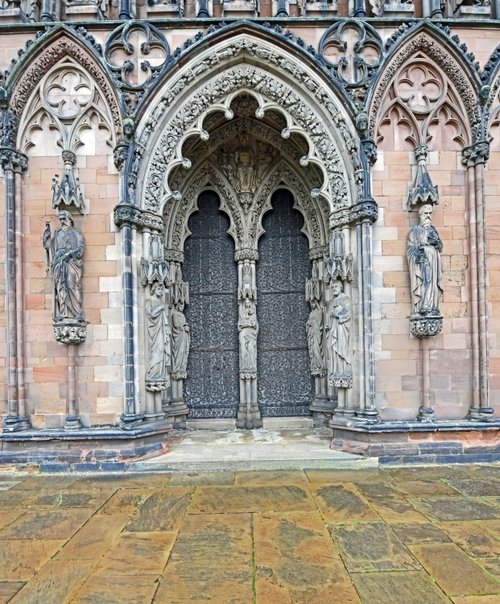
top-left (0, 464), bottom-right (498, 603)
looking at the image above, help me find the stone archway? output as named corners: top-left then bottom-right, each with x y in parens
top-left (126, 27), bottom-right (378, 428)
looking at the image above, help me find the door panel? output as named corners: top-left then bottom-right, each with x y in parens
top-left (257, 189), bottom-right (312, 416)
top-left (183, 191), bottom-right (239, 418)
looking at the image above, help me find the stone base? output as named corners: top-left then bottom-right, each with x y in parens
top-left (0, 423), bottom-right (171, 467)
top-left (330, 418), bottom-right (500, 464)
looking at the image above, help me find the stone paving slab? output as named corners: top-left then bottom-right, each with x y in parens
top-left (0, 464), bottom-right (497, 602)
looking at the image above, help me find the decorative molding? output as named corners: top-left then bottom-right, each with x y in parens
top-left (11, 34), bottom-right (121, 132)
top-left (113, 204), bottom-right (164, 231)
top-left (371, 31), bottom-right (478, 143)
top-left (410, 316), bottom-right (443, 338)
top-left (407, 144), bottom-right (439, 210)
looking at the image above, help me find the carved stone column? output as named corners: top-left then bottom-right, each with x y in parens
top-left (1, 146), bottom-right (30, 431)
top-left (463, 141), bottom-right (494, 419)
top-left (235, 249), bottom-right (262, 429)
top-left (114, 122), bottom-right (146, 429)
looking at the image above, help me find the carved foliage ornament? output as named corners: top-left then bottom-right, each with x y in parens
top-left (134, 38), bottom-right (360, 214)
top-left (142, 67), bottom-right (348, 215)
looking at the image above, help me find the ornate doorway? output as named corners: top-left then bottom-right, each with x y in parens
top-left (183, 191), bottom-right (239, 419)
top-left (257, 190), bottom-right (313, 417)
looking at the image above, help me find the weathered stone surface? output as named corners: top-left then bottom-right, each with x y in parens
top-left (438, 522), bottom-right (500, 558)
top-left (476, 557), bottom-right (500, 580)
top-left (409, 543), bottom-right (500, 596)
top-left (254, 511), bottom-right (360, 603)
top-left (452, 597), bottom-right (500, 604)
top-left (124, 488), bottom-right (192, 532)
top-left (94, 532), bottom-right (175, 576)
top-left (10, 477), bottom-right (78, 491)
top-left (0, 509), bottom-right (95, 540)
top-left (96, 489), bottom-right (152, 516)
top-left (445, 479), bottom-right (500, 497)
top-left (56, 515), bottom-right (129, 560)
top-left (0, 540), bottom-right (64, 581)
top-left (391, 522), bottom-right (452, 544)
top-left (0, 582), bottom-right (25, 603)
top-left (33, 489), bottom-right (114, 509)
top-left (71, 575), bottom-right (159, 604)
top-left (368, 496), bottom-right (427, 523)
top-left (0, 481), bottom-right (22, 491)
top-left (169, 471), bottom-right (235, 486)
top-left (189, 485), bottom-right (315, 514)
top-left (155, 514), bottom-right (253, 603)
top-left (0, 490), bottom-right (42, 509)
top-left (305, 469), bottom-right (382, 484)
top-left (351, 570), bottom-right (449, 604)
top-left (355, 481), bottom-right (400, 499)
top-left (329, 522), bottom-right (420, 572)
top-left (0, 510), bottom-right (24, 530)
top-left (73, 475), bottom-right (171, 489)
top-left (235, 470), bottom-right (307, 486)
top-left (313, 484), bottom-right (379, 522)
top-left (395, 480), bottom-right (460, 497)
top-left (10, 560), bottom-right (96, 603)
top-left (412, 497), bottom-right (500, 521)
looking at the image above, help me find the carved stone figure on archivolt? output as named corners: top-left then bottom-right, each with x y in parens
top-left (407, 204), bottom-right (443, 337)
top-left (43, 210), bottom-right (87, 344)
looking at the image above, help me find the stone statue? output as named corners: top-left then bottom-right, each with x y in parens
top-left (407, 204), bottom-right (443, 317)
top-left (234, 131), bottom-right (256, 193)
top-left (306, 299), bottom-right (325, 377)
top-left (171, 301), bottom-right (190, 380)
top-left (145, 282), bottom-right (170, 391)
top-left (43, 210), bottom-right (84, 323)
top-left (328, 280), bottom-right (352, 388)
top-left (238, 299), bottom-right (258, 374)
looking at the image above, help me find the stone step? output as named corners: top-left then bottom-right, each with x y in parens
top-left (128, 428), bottom-right (378, 473)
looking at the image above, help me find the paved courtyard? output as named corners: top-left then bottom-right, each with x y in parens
top-left (0, 464), bottom-right (498, 603)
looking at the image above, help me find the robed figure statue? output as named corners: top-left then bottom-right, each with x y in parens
top-left (407, 204), bottom-right (443, 317)
top-left (43, 210), bottom-right (85, 323)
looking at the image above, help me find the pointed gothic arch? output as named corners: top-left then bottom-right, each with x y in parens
top-left (369, 24), bottom-right (480, 146)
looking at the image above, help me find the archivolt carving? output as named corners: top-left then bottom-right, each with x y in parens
top-left (11, 35), bottom-right (121, 132)
top-left (164, 164), bottom-right (242, 253)
top-left (375, 52), bottom-right (470, 150)
top-left (18, 58), bottom-right (115, 155)
top-left (135, 37), bottom-right (361, 216)
top-left (371, 33), bottom-right (476, 145)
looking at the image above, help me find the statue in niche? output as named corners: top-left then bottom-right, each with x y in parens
top-left (234, 131), bottom-right (256, 194)
top-left (328, 280), bottom-right (352, 388)
top-left (306, 299), bottom-right (325, 376)
top-left (43, 210), bottom-right (85, 323)
top-left (238, 299), bottom-right (258, 374)
top-left (171, 301), bottom-right (190, 380)
top-left (407, 204), bottom-right (443, 317)
top-left (145, 282), bottom-right (170, 391)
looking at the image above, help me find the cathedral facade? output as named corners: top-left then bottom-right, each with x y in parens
top-left (1, 1), bottom-right (499, 463)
